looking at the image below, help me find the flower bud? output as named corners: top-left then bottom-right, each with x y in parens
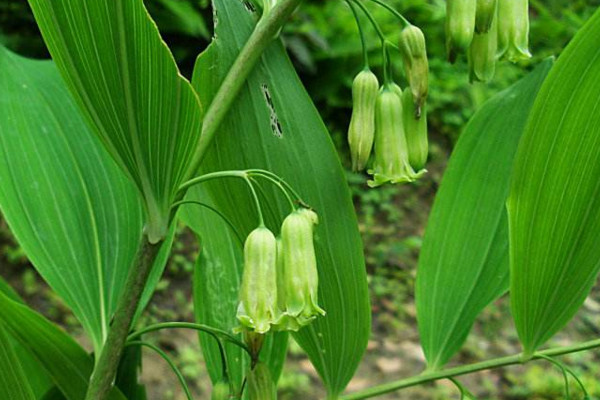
top-left (278, 208), bottom-right (325, 330)
top-left (398, 25), bottom-right (429, 113)
top-left (446, 0), bottom-right (477, 62)
top-left (475, 0), bottom-right (497, 34)
top-left (211, 380), bottom-right (230, 400)
top-left (237, 227), bottom-right (278, 334)
top-left (348, 69), bottom-right (379, 172)
top-left (248, 363), bottom-right (276, 400)
top-left (368, 88), bottom-right (425, 187)
top-left (402, 90), bottom-right (428, 172)
top-left (497, 0), bottom-right (531, 62)
top-left (469, 9), bottom-right (498, 82)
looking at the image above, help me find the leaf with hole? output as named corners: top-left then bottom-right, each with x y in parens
top-left (181, 0), bottom-right (371, 395)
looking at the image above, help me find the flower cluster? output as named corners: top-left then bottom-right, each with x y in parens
top-left (447, 0), bottom-right (531, 82)
top-left (236, 208), bottom-right (325, 334)
top-left (347, 23), bottom-right (429, 187)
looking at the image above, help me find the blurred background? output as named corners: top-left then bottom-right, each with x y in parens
top-left (2, 1), bottom-right (600, 398)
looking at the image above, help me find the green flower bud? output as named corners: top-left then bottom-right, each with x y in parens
top-left (348, 69), bottom-right (379, 172)
top-left (248, 363), bottom-right (276, 400)
top-left (211, 380), bottom-right (230, 400)
top-left (277, 208), bottom-right (325, 330)
top-left (237, 227), bottom-right (278, 334)
top-left (446, 0), bottom-right (477, 62)
top-left (497, 0), bottom-right (531, 62)
top-left (402, 90), bottom-right (428, 172)
top-left (475, 0), bottom-right (497, 34)
top-left (368, 88), bottom-right (425, 187)
top-left (398, 25), bottom-right (429, 114)
top-left (469, 9), bottom-right (498, 83)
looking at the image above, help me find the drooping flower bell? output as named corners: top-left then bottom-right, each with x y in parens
top-left (348, 69), bottom-right (379, 172)
top-left (398, 24), bottom-right (429, 115)
top-left (368, 86), bottom-right (425, 187)
top-left (497, 0), bottom-right (531, 62)
top-left (277, 208), bottom-right (325, 330)
top-left (446, 0), bottom-right (477, 62)
top-left (475, 0), bottom-right (497, 34)
top-left (402, 90), bottom-right (428, 172)
top-left (469, 6), bottom-right (498, 82)
top-left (237, 227), bottom-right (278, 334)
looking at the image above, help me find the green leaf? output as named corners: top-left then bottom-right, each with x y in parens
top-left (416, 59), bottom-right (553, 370)
top-left (0, 277), bottom-right (55, 398)
top-left (0, 323), bottom-right (36, 400)
top-left (508, 9), bottom-right (600, 357)
top-left (26, 0), bottom-right (204, 240)
top-left (187, 205), bottom-right (287, 392)
top-left (183, 1), bottom-right (371, 395)
top-left (0, 291), bottom-right (125, 400)
top-left (0, 47), bottom-right (172, 354)
top-left (148, 0), bottom-right (210, 39)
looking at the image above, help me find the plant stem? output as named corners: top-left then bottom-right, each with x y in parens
top-left (85, 238), bottom-right (163, 400)
top-left (341, 338), bottom-right (600, 400)
top-left (364, 0), bottom-right (410, 27)
top-left (345, 0), bottom-right (370, 69)
top-left (127, 321), bottom-right (251, 356)
top-left (125, 341), bottom-right (193, 400)
top-left (85, 2), bottom-right (303, 397)
top-left (188, 0), bottom-right (304, 176)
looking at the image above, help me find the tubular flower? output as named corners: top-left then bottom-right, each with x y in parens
top-left (237, 227), bottom-right (278, 334)
top-left (398, 24), bottom-right (429, 114)
top-left (497, 0), bottom-right (531, 62)
top-left (368, 87), bottom-right (425, 187)
top-left (402, 90), bottom-right (428, 172)
top-left (348, 69), bottom-right (379, 172)
top-left (469, 7), bottom-right (498, 82)
top-left (446, 0), bottom-right (477, 62)
top-left (276, 208), bottom-right (325, 331)
top-left (475, 0), bottom-right (497, 34)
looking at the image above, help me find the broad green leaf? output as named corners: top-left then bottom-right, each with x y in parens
top-left (0, 47), bottom-right (172, 355)
top-left (27, 0), bottom-right (204, 240)
top-left (508, 9), bottom-right (600, 357)
top-left (183, 1), bottom-right (371, 395)
top-left (0, 277), bottom-right (55, 398)
top-left (186, 204), bottom-right (287, 393)
top-left (416, 60), bottom-right (553, 370)
top-left (0, 323), bottom-right (36, 400)
top-left (0, 291), bottom-right (125, 400)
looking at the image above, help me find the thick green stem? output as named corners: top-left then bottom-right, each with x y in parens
top-left (84, 238), bottom-right (162, 400)
top-left (341, 338), bottom-right (600, 399)
top-left (188, 0), bottom-right (303, 175)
